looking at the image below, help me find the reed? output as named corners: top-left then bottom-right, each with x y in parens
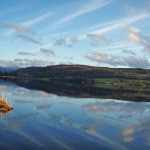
top-left (0, 96), bottom-right (13, 112)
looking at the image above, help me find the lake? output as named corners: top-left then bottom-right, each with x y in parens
top-left (0, 80), bottom-right (150, 150)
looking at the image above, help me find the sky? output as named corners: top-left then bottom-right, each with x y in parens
top-left (0, 0), bottom-right (150, 68)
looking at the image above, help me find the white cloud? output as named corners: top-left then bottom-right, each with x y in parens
top-left (87, 33), bottom-right (111, 45)
top-left (125, 27), bottom-right (150, 54)
top-left (84, 50), bottom-right (150, 68)
top-left (0, 59), bottom-right (57, 68)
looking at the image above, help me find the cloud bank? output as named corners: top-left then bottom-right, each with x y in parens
top-left (0, 59), bottom-right (57, 68)
top-left (85, 51), bottom-right (150, 68)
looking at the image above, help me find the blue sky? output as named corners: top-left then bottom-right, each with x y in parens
top-left (0, 0), bottom-right (150, 68)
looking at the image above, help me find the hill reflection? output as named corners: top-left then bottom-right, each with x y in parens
top-left (2, 78), bottom-right (150, 102)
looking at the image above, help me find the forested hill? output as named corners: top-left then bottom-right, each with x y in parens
top-left (0, 67), bottom-right (19, 72)
top-left (14, 64), bottom-right (150, 80)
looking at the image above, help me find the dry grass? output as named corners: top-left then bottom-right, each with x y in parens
top-left (0, 96), bottom-right (13, 112)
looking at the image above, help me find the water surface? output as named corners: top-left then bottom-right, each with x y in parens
top-left (0, 80), bottom-right (150, 150)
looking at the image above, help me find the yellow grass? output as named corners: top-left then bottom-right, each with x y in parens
top-left (0, 96), bottom-right (13, 112)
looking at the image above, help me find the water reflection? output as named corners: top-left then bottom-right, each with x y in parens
top-left (0, 80), bottom-right (150, 149)
top-left (15, 100), bottom-right (33, 104)
top-left (0, 111), bottom-right (10, 120)
top-left (81, 101), bottom-right (150, 115)
top-left (12, 112), bottom-right (38, 121)
top-left (2, 79), bottom-right (150, 101)
top-left (36, 103), bottom-right (51, 110)
top-left (0, 122), bottom-right (28, 130)
top-left (120, 117), bottom-right (150, 144)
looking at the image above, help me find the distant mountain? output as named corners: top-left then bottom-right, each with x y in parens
top-left (0, 67), bottom-right (20, 72)
top-left (14, 64), bottom-right (150, 80)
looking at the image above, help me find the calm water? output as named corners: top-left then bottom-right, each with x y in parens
top-left (0, 80), bottom-right (150, 150)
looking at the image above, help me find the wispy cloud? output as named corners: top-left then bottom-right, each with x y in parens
top-left (53, 11), bottom-right (150, 47)
top-left (121, 49), bottom-right (136, 55)
top-left (55, 0), bottom-right (112, 26)
top-left (93, 13), bottom-right (150, 34)
top-left (0, 6), bottom-right (26, 16)
top-left (53, 36), bottom-right (79, 48)
top-left (54, 38), bottom-right (72, 47)
top-left (0, 22), bottom-right (34, 34)
top-left (40, 48), bottom-right (55, 56)
top-left (36, 104), bottom-right (51, 110)
top-left (15, 34), bottom-right (42, 45)
top-left (18, 52), bottom-right (35, 56)
top-left (77, 12), bottom-right (150, 41)
top-left (2, 11), bottom-right (54, 36)
top-left (23, 12), bottom-right (54, 26)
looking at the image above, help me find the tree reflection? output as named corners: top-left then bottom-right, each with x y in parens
top-left (5, 79), bottom-right (150, 102)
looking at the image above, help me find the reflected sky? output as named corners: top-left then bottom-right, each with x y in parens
top-left (0, 80), bottom-right (150, 150)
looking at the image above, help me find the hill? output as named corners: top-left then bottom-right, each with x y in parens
top-left (14, 64), bottom-right (150, 80)
top-left (0, 67), bottom-right (19, 72)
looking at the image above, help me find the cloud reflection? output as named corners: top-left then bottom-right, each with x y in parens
top-left (81, 121), bottom-right (104, 134)
top-left (81, 101), bottom-right (150, 115)
top-left (120, 117), bottom-right (150, 145)
top-left (0, 122), bottom-right (28, 130)
top-left (12, 113), bottom-right (38, 120)
top-left (15, 99), bottom-right (33, 104)
top-left (36, 103), bottom-right (51, 110)
top-left (0, 81), bottom-right (57, 99)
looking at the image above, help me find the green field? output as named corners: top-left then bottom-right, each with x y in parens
top-left (93, 78), bottom-right (150, 91)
